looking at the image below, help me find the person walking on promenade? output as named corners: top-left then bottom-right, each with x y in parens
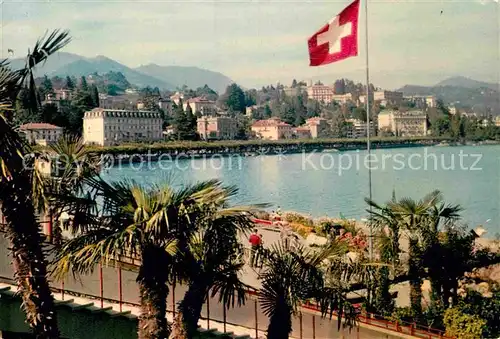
top-left (249, 229), bottom-right (261, 268)
top-left (255, 233), bottom-right (264, 268)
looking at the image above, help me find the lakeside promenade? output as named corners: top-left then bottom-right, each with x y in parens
top-left (0, 228), bottom-right (441, 339)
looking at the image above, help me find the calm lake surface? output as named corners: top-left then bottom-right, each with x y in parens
top-left (102, 145), bottom-right (500, 233)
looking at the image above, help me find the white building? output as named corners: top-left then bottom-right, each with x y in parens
top-left (170, 92), bottom-right (184, 106)
top-left (345, 119), bottom-right (376, 138)
top-left (183, 97), bottom-right (216, 115)
top-left (19, 123), bottom-right (63, 145)
top-left (378, 110), bottom-right (428, 137)
top-left (373, 91), bottom-right (403, 106)
top-left (306, 84), bottom-right (335, 103)
top-left (83, 108), bottom-right (163, 146)
top-left (197, 116), bottom-right (238, 140)
top-left (404, 95), bottom-right (437, 109)
top-left (332, 93), bottom-right (353, 104)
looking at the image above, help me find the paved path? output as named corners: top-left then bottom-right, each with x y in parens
top-left (0, 229), bottom-right (406, 339)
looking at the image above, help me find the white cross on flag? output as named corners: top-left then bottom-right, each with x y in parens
top-left (308, 0), bottom-right (360, 66)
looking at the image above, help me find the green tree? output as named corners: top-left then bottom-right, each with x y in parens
top-left (244, 89), bottom-right (257, 107)
top-left (352, 107), bottom-right (367, 122)
top-left (330, 114), bottom-right (349, 138)
top-left (443, 307), bottom-right (486, 339)
top-left (65, 75), bottom-right (75, 90)
top-left (259, 243), bottom-right (356, 339)
top-left (52, 178), bottom-right (230, 339)
top-left (306, 99), bottom-right (321, 118)
top-left (91, 84), bottom-right (100, 107)
top-left (68, 89), bottom-right (95, 135)
top-left (172, 102), bottom-right (197, 141)
top-left (39, 75), bottom-right (54, 98)
top-left (195, 84), bottom-right (218, 101)
top-left (223, 83), bottom-right (246, 113)
top-left (0, 28), bottom-right (71, 339)
top-left (264, 104), bottom-right (272, 118)
top-left (80, 76), bottom-right (88, 91)
top-left (171, 190), bottom-right (261, 339)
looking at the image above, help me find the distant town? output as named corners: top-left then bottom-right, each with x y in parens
top-left (17, 73), bottom-right (500, 147)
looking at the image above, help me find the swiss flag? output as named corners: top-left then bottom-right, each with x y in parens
top-left (308, 0), bottom-right (360, 66)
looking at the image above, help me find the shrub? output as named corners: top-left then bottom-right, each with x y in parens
top-left (443, 307), bottom-right (486, 339)
top-left (282, 212), bottom-right (313, 227)
top-left (290, 223), bottom-right (313, 238)
top-left (390, 307), bottom-right (415, 325)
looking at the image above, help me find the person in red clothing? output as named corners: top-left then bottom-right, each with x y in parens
top-left (249, 229), bottom-right (261, 267)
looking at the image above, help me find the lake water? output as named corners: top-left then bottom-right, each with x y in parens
top-left (102, 145), bottom-right (500, 233)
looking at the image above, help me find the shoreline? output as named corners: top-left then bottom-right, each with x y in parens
top-left (81, 137), bottom-right (500, 164)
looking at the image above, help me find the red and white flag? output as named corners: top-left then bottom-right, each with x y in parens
top-left (308, 0), bottom-right (360, 66)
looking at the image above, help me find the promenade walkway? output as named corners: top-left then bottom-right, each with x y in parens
top-left (0, 221), bottom-right (447, 339)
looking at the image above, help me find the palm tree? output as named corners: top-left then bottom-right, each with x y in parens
top-left (51, 177), bottom-right (233, 339)
top-left (258, 242), bottom-right (356, 339)
top-left (421, 200), bottom-right (462, 309)
top-left (0, 29), bottom-right (70, 338)
top-left (31, 134), bottom-right (101, 244)
top-left (171, 198), bottom-right (258, 339)
top-left (365, 193), bottom-right (402, 316)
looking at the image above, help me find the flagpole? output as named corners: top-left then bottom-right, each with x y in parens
top-left (364, 0), bottom-right (374, 260)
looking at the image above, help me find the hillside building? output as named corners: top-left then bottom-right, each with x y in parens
top-left (306, 84), bottom-right (335, 103)
top-left (251, 117), bottom-right (293, 140)
top-left (306, 117), bottom-right (329, 138)
top-left (183, 97), bottom-right (216, 115)
top-left (197, 116), bottom-right (238, 140)
top-left (373, 91), bottom-right (403, 106)
top-left (345, 119), bottom-right (377, 138)
top-left (19, 123), bottom-right (63, 145)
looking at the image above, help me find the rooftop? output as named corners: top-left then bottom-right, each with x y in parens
top-left (185, 97), bottom-right (215, 104)
top-left (252, 118), bottom-right (291, 128)
top-left (20, 123), bottom-right (62, 130)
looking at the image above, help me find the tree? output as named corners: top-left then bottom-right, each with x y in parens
top-left (39, 75), bottom-right (54, 98)
top-left (65, 75), bottom-right (75, 90)
top-left (52, 178), bottom-right (230, 339)
top-left (14, 88), bottom-right (41, 124)
top-left (330, 114), bottom-right (349, 138)
top-left (234, 115), bottom-right (250, 140)
top-left (223, 84), bottom-right (246, 113)
top-left (263, 104), bottom-right (272, 118)
top-left (352, 107), bottom-right (367, 122)
top-left (259, 242), bottom-right (356, 339)
top-left (185, 104), bottom-right (198, 140)
top-left (334, 79), bottom-right (346, 94)
top-left (68, 89), bottom-right (95, 135)
top-left (443, 307), bottom-right (486, 339)
top-left (306, 99), bottom-right (321, 118)
top-left (172, 102), bottom-right (197, 141)
top-left (0, 29), bottom-right (71, 339)
top-left (195, 85), bottom-right (218, 102)
top-left (91, 84), bottom-right (100, 107)
top-left (171, 189), bottom-right (260, 339)
top-left (80, 76), bottom-right (88, 91)
top-left (244, 89), bottom-right (257, 107)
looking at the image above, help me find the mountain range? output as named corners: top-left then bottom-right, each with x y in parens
top-left (396, 76), bottom-right (500, 112)
top-left (7, 52), bottom-right (499, 112)
top-left (7, 52), bottom-right (234, 93)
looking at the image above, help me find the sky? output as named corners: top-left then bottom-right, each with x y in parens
top-left (0, 0), bottom-right (499, 89)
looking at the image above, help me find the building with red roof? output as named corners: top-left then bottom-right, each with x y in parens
top-left (251, 117), bottom-right (293, 140)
